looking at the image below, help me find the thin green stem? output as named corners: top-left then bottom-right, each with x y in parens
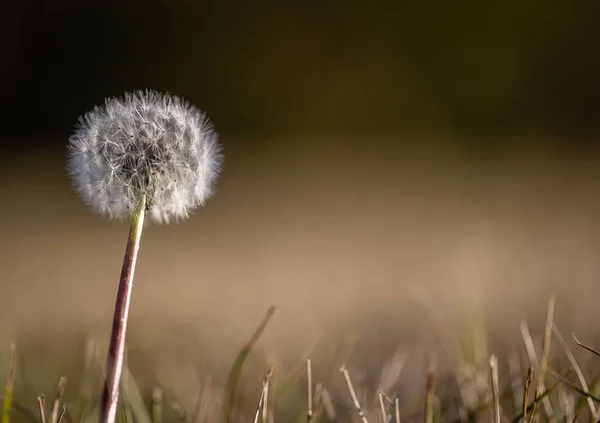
top-left (224, 305), bottom-right (276, 423)
top-left (99, 195), bottom-right (146, 423)
top-left (151, 387), bottom-right (162, 423)
top-left (1, 343), bottom-right (15, 423)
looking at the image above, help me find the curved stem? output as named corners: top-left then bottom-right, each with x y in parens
top-left (99, 195), bottom-right (146, 423)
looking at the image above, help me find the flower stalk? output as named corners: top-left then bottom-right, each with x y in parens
top-left (99, 194), bottom-right (147, 423)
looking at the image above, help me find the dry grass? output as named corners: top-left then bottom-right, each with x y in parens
top-left (4, 295), bottom-right (600, 422)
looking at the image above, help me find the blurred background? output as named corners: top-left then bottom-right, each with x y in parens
top-left (2, 0), bottom-right (600, 417)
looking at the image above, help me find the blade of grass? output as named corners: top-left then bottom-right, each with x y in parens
top-left (436, 358), bottom-right (490, 417)
top-left (520, 321), bottom-right (554, 421)
top-left (433, 397), bottom-right (440, 423)
top-left (80, 339), bottom-right (97, 400)
top-left (207, 395), bottom-right (222, 423)
top-left (194, 375), bottom-right (217, 423)
top-left (272, 335), bottom-right (323, 403)
top-left (120, 363), bottom-right (152, 423)
top-left (170, 402), bottom-right (187, 422)
top-left (0, 395), bottom-right (37, 423)
top-left (509, 353), bottom-right (524, 416)
top-left (76, 338), bottom-right (100, 423)
top-left (575, 373), bottom-right (600, 421)
top-left (466, 379), bottom-right (523, 421)
top-left (547, 369), bottom-right (600, 403)
top-left (378, 348), bottom-right (408, 397)
top-left (187, 385), bottom-right (203, 423)
top-left (424, 354), bottom-right (436, 423)
top-left (320, 386), bottom-right (336, 422)
top-left (95, 341), bottom-right (151, 423)
top-left (489, 355), bottom-right (500, 423)
top-left (552, 324), bottom-right (597, 419)
top-left (556, 382), bottom-right (573, 423)
top-left (536, 295), bottom-right (556, 421)
top-left (151, 387), bottom-right (162, 423)
top-left (414, 294), bottom-right (477, 412)
top-left (118, 390), bottom-right (131, 423)
top-left (224, 305), bottom-right (276, 423)
top-left (310, 382), bottom-right (324, 423)
top-left (1, 343), bottom-right (15, 423)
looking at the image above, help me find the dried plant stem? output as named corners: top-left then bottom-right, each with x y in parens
top-left (377, 390), bottom-right (387, 423)
top-left (394, 397), bottom-right (400, 423)
top-left (251, 390), bottom-right (265, 423)
top-left (37, 396), bottom-right (46, 423)
top-left (572, 333), bottom-right (600, 357)
top-left (527, 390), bottom-right (539, 423)
top-left (523, 367), bottom-right (533, 422)
top-left (307, 359), bottom-right (313, 423)
top-left (262, 367), bottom-right (274, 423)
top-left (2, 343), bottom-right (15, 423)
top-left (379, 391), bottom-right (394, 406)
top-left (512, 380), bottom-right (560, 423)
top-left (489, 356), bottom-right (500, 423)
top-left (50, 378), bottom-right (67, 423)
top-left (340, 365), bottom-right (369, 423)
top-left (99, 195), bottom-right (147, 423)
top-left (252, 368), bottom-right (273, 423)
top-left (55, 406), bottom-right (66, 423)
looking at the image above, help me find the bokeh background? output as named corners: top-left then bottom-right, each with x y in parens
top-left (2, 0), bottom-right (600, 419)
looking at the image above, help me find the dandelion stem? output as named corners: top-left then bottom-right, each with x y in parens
top-left (99, 195), bottom-right (146, 423)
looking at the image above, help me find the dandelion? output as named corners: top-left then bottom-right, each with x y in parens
top-left (68, 89), bottom-right (222, 223)
top-left (67, 90), bottom-right (222, 423)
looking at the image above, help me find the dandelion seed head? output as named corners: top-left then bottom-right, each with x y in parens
top-left (67, 90), bottom-right (222, 223)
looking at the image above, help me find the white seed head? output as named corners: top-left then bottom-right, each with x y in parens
top-left (67, 90), bottom-right (222, 223)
